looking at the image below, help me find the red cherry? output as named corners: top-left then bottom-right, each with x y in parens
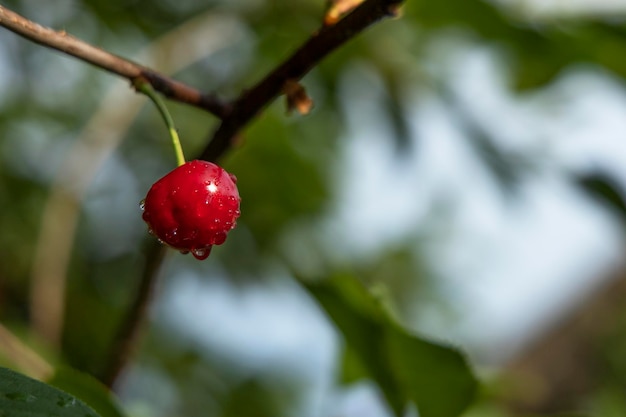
top-left (141, 160), bottom-right (241, 260)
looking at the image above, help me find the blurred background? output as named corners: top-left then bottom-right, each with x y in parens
top-left (2, 0), bottom-right (626, 415)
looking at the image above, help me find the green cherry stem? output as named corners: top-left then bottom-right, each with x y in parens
top-left (134, 78), bottom-right (186, 167)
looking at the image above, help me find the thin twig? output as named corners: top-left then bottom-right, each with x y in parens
top-left (0, 5), bottom-right (227, 118)
top-left (4, 0), bottom-right (405, 389)
top-left (201, 0), bottom-right (403, 161)
top-left (103, 0), bottom-right (404, 389)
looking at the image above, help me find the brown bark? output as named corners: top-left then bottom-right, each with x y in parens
top-left (504, 264), bottom-right (626, 413)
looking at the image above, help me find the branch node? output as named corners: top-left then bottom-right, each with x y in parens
top-left (387, 4), bottom-right (403, 18)
top-left (130, 75), bottom-right (148, 92)
top-left (283, 79), bottom-right (314, 115)
top-left (324, 0), bottom-right (365, 26)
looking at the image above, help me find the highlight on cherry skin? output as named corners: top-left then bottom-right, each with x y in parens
top-left (140, 160), bottom-right (241, 260)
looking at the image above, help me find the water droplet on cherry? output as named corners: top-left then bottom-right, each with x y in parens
top-left (141, 160), bottom-right (240, 261)
top-left (191, 247), bottom-right (211, 260)
top-left (212, 232), bottom-right (227, 245)
top-left (165, 228), bottom-right (178, 241)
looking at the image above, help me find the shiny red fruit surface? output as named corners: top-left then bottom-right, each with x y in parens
top-left (141, 160), bottom-right (241, 260)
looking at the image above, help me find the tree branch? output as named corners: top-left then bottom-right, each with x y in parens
top-left (1, 0), bottom-right (405, 389)
top-left (0, 5), bottom-right (227, 118)
top-left (100, 0), bottom-right (405, 390)
top-left (200, 0), bottom-right (403, 161)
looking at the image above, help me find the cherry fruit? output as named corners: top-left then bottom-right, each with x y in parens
top-left (141, 160), bottom-right (241, 260)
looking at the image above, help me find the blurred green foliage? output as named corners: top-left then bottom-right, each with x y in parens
top-left (2, 0), bottom-right (626, 416)
top-left (308, 274), bottom-right (476, 417)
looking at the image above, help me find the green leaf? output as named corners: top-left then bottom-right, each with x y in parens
top-left (306, 275), bottom-right (477, 417)
top-left (0, 366), bottom-right (101, 417)
top-left (385, 330), bottom-right (477, 417)
top-left (48, 367), bottom-right (127, 417)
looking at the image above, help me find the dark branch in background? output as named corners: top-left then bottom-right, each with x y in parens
top-left (0, 0), bottom-right (405, 388)
top-left (101, 241), bottom-right (166, 388)
top-left (201, 0), bottom-right (402, 161)
top-left (0, 6), bottom-right (227, 118)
